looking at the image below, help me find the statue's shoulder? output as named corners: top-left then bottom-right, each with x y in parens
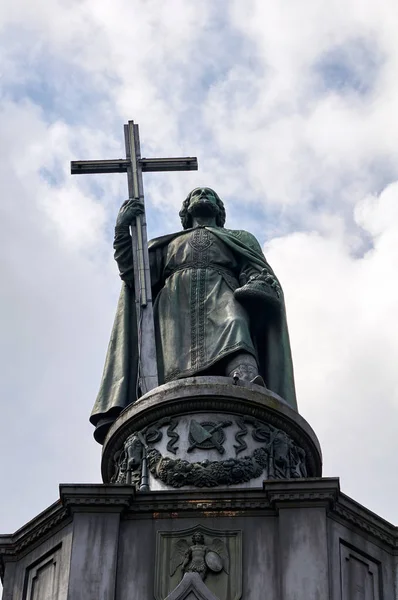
top-left (223, 228), bottom-right (263, 254)
top-left (148, 230), bottom-right (185, 251)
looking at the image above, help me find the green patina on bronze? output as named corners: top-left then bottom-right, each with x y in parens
top-left (91, 188), bottom-right (297, 443)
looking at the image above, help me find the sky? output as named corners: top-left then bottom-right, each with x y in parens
top-left (1, 0), bottom-right (398, 538)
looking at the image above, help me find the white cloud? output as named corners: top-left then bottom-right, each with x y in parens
top-left (265, 181), bottom-right (398, 517)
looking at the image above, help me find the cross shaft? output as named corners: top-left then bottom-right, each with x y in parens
top-left (71, 120), bottom-right (198, 397)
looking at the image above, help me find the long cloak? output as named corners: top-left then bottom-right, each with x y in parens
top-left (90, 226), bottom-right (297, 443)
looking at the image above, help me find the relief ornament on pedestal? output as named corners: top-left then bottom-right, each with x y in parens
top-left (111, 416), bottom-right (307, 488)
top-left (170, 532), bottom-right (229, 582)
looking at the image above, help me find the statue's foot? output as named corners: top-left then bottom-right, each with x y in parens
top-left (226, 352), bottom-right (264, 385)
top-left (250, 375), bottom-right (266, 387)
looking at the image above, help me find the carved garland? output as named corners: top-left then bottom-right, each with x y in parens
top-left (145, 439), bottom-right (305, 488)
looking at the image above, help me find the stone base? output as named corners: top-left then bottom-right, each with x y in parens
top-left (101, 377), bottom-right (322, 490)
top-left (1, 479), bottom-right (397, 600)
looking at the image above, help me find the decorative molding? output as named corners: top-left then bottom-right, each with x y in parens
top-left (125, 494), bottom-right (273, 515)
top-left (264, 478), bottom-right (339, 507)
top-left (13, 509), bottom-right (69, 554)
top-left (0, 485), bottom-right (135, 582)
top-left (126, 499), bottom-right (273, 514)
top-left (60, 484), bottom-right (135, 513)
top-left (262, 479), bottom-right (398, 549)
top-left (332, 501), bottom-right (397, 548)
top-left (0, 505), bottom-right (69, 581)
top-left (2, 478), bottom-right (397, 586)
top-left (269, 490), bottom-right (337, 505)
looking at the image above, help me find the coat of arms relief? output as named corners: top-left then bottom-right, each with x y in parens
top-left (155, 526), bottom-right (242, 600)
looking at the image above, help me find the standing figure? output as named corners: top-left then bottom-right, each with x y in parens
top-left (170, 532), bottom-right (229, 582)
top-left (182, 532), bottom-right (208, 580)
top-left (91, 188), bottom-right (296, 443)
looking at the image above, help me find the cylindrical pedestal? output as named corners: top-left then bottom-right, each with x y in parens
top-left (102, 377), bottom-right (322, 490)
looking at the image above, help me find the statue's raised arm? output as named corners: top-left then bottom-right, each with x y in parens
top-left (113, 199), bottom-right (145, 285)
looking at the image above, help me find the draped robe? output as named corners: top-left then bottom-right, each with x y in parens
top-left (90, 224), bottom-right (297, 443)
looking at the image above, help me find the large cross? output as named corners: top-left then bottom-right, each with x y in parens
top-left (71, 120), bottom-right (198, 396)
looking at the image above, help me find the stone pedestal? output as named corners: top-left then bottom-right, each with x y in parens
top-left (1, 479), bottom-right (397, 599)
top-left (1, 380), bottom-right (396, 599)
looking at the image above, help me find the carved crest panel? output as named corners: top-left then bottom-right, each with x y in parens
top-left (155, 526), bottom-right (242, 600)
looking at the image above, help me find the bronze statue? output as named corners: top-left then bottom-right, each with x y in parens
top-left (90, 188), bottom-right (296, 443)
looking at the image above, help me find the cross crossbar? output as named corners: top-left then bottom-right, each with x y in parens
top-left (71, 156), bottom-right (198, 174)
top-left (71, 120), bottom-right (198, 398)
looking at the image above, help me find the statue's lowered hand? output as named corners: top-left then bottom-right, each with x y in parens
top-left (234, 268), bottom-right (282, 312)
top-left (259, 269), bottom-right (282, 298)
top-left (116, 199), bottom-right (145, 227)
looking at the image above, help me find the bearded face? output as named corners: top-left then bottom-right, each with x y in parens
top-left (187, 188), bottom-right (220, 219)
top-left (179, 187), bottom-right (226, 229)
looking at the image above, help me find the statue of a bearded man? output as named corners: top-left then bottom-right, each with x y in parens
top-left (90, 188), bottom-right (297, 443)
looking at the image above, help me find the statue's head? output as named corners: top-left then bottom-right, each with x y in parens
top-left (179, 187), bottom-right (226, 229)
top-left (192, 532), bottom-right (205, 545)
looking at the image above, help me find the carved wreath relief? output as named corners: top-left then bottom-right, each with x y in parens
top-left (111, 412), bottom-right (307, 488)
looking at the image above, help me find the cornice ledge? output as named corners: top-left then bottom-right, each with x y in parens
top-left (263, 477), bottom-right (340, 508)
top-left (131, 498), bottom-right (272, 514)
top-left (0, 503), bottom-right (69, 581)
top-left (332, 493), bottom-right (397, 548)
top-left (59, 484), bottom-right (135, 513)
top-left (124, 488), bottom-right (274, 514)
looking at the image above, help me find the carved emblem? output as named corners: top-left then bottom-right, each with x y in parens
top-left (155, 526), bottom-right (242, 600)
top-left (188, 420), bottom-right (231, 454)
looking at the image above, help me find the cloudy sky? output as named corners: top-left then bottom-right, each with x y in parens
top-left (1, 0), bottom-right (398, 538)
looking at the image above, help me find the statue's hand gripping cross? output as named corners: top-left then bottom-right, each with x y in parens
top-left (71, 120), bottom-right (198, 396)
